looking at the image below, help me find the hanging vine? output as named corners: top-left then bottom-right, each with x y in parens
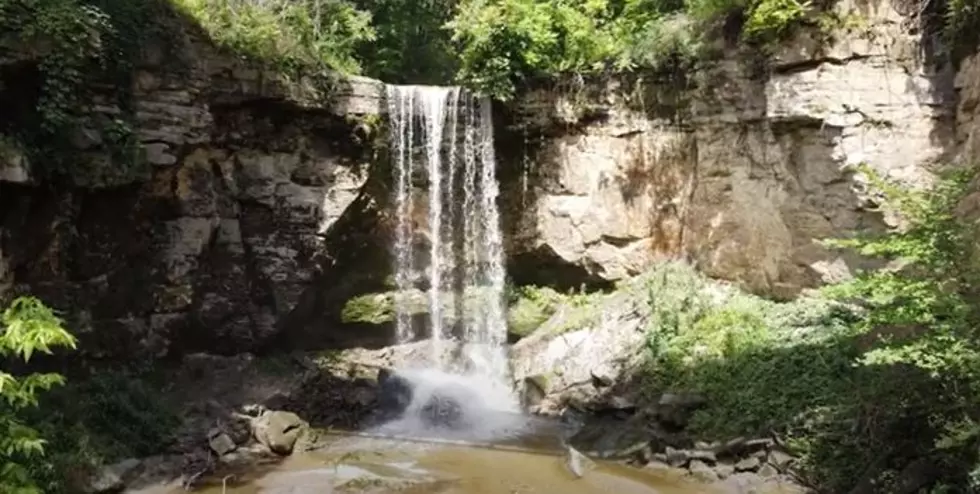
top-left (0, 0), bottom-right (175, 183)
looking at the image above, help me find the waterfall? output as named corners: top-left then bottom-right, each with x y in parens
top-left (385, 85), bottom-right (512, 401)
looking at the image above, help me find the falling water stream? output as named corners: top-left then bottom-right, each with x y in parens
top-left (385, 85), bottom-right (513, 413)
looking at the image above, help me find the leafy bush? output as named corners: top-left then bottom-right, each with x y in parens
top-left (639, 165), bottom-right (980, 491)
top-left (817, 165), bottom-right (980, 489)
top-left (447, 0), bottom-right (818, 99)
top-left (173, 0), bottom-right (376, 73)
top-left (0, 0), bottom-right (175, 181)
top-left (0, 297), bottom-right (178, 494)
top-left (0, 297), bottom-right (76, 494)
top-left (945, 0), bottom-right (980, 62)
top-left (353, 0), bottom-right (458, 83)
top-left (25, 367), bottom-right (180, 493)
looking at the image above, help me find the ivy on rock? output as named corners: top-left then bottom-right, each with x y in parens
top-left (0, 0), bottom-right (176, 183)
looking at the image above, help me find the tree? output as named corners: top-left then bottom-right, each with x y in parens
top-left (0, 296), bottom-right (77, 494)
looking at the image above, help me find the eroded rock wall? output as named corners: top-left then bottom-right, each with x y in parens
top-left (0, 29), bottom-right (390, 358)
top-left (499, 0), bottom-right (959, 297)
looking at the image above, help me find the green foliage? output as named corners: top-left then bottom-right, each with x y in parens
top-left (353, 0), bottom-right (458, 83)
top-left (505, 284), bottom-right (600, 337)
top-left (25, 367), bottom-right (180, 493)
top-left (173, 0), bottom-right (376, 73)
top-left (447, 0), bottom-right (818, 99)
top-left (0, 298), bottom-right (177, 494)
top-left (816, 165), bottom-right (980, 489)
top-left (0, 297), bottom-right (77, 494)
top-left (742, 0), bottom-right (812, 39)
top-left (639, 166), bottom-right (980, 491)
top-left (506, 285), bottom-right (565, 337)
top-left (944, 0), bottom-right (980, 63)
top-left (0, 0), bottom-right (172, 181)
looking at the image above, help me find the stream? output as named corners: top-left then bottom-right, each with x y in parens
top-left (132, 431), bottom-right (712, 494)
top-left (122, 365), bottom-right (800, 494)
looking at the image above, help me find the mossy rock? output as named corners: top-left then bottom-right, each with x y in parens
top-left (341, 293), bottom-right (396, 324)
top-left (341, 287), bottom-right (507, 326)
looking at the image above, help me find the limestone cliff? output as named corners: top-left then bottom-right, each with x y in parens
top-left (0, 25), bottom-right (390, 358)
top-left (498, 0), bottom-right (960, 298)
top-left (0, 0), bottom-right (977, 358)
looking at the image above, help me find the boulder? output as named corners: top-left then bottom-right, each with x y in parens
top-left (419, 387), bottom-right (468, 429)
top-left (735, 456), bottom-right (762, 472)
top-left (251, 410), bottom-right (308, 456)
top-left (564, 445), bottom-right (596, 478)
top-left (377, 368), bottom-right (414, 417)
top-left (689, 459), bottom-right (720, 483)
top-left (592, 394), bottom-right (636, 419)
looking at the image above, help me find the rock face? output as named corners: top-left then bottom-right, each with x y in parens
top-left (0, 15), bottom-right (390, 358)
top-left (510, 283), bottom-right (649, 414)
top-left (499, 0), bottom-right (961, 297)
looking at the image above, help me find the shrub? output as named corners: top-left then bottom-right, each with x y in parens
top-left (447, 0), bottom-right (818, 99)
top-left (26, 367), bottom-right (180, 493)
top-left (172, 0), bottom-right (376, 73)
top-left (639, 165), bottom-right (980, 491)
top-left (0, 296), bottom-right (76, 493)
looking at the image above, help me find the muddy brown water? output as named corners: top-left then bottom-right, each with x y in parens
top-left (135, 431), bottom-right (719, 494)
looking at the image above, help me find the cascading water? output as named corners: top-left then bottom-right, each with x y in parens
top-left (383, 85), bottom-right (521, 437)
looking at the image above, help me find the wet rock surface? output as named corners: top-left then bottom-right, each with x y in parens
top-left (417, 385), bottom-right (471, 430)
top-left (376, 367), bottom-right (414, 418)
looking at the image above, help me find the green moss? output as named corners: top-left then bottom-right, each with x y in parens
top-left (525, 373), bottom-right (552, 392)
top-left (505, 284), bottom-right (608, 338)
top-left (506, 286), bottom-right (564, 337)
top-left (341, 293), bottom-right (396, 325)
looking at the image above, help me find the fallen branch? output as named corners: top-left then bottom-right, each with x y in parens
top-left (222, 474), bottom-right (235, 494)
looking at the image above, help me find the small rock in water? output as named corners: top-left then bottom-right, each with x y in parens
top-left (85, 458), bottom-right (141, 493)
top-left (207, 428), bottom-right (237, 456)
top-left (565, 445), bottom-right (595, 479)
top-left (688, 459), bottom-right (720, 483)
